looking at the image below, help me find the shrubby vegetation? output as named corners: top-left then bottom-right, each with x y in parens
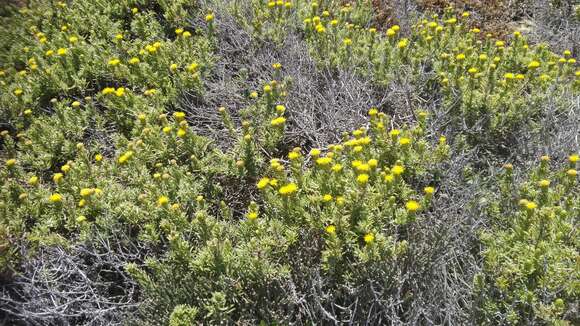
top-left (0, 0), bottom-right (578, 324)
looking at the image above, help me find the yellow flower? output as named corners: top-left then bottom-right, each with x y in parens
top-left (399, 137), bottom-right (411, 146)
top-left (279, 183), bottom-right (298, 196)
top-left (14, 89), bottom-right (23, 96)
top-left (95, 154), bottom-right (103, 162)
top-left (495, 40), bottom-right (505, 47)
top-left (182, 31), bottom-right (191, 38)
top-left (49, 193), bottom-right (63, 203)
top-left (406, 200), bottom-right (421, 212)
top-left (5, 158), bottom-right (16, 167)
top-left (177, 128), bottom-right (187, 138)
top-left (108, 58), bottom-right (120, 66)
top-left (257, 177), bottom-right (270, 189)
top-left (368, 159), bottom-right (378, 169)
top-left (175, 28), bottom-right (184, 35)
top-left (316, 157), bottom-right (332, 166)
top-left (331, 164), bottom-right (343, 173)
top-left (53, 173), bottom-right (64, 183)
top-left (363, 233), bottom-right (375, 244)
top-left (392, 165), bottom-right (405, 176)
top-left (343, 38), bottom-right (352, 46)
top-left (525, 201), bottom-right (537, 211)
top-left (78, 199), bottom-right (86, 207)
top-left (187, 63), bottom-right (198, 73)
top-left (271, 117), bottom-right (286, 127)
top-left (80, 188), bottom-right (95, 197)
top-left (76, 215), bottom-right (86, 223)
top-left (57, 48), bottom-right (67, 56)
top-left (173, 111), bottom-right (186, 121)
top-left (157, 196), bottom-right (170, 207)
top-left (115, 87), bottom-right (125, 97)
top-left (205, 13), bottom-right (214, 23)
top-left (61, 164), bottom-right (70, 173)
top-left (528, 61), bottom-right (540, 69)
top-left (456, 53), bottom-right (466, 61)
top-left (115, 33), bottom-right (124, 40)
top-left (424, 186), bottom-right (435, 195)
top-left (569, 154), bottom-right (579, 164)
top-left (128, 57), bottom-right (140, 65)
top-left (288, 151), bottom-right (301, 160)
top-left (389, 129), bottom-right (401, 137)
top-left (397, 38), bottom-right (409, 49)
top-left (356, 164), bottom-right (370, 173)
top-left (247, 211), bottom-right (258, 220)
top-left (538, 180), bottom-right (550, 188)
top-left (566, 169), bottom-right (577, 178)
top-left (28, 175), bottom-right (38, 186)
top-left (356, 174), bottom-right (369, 185)
top-left (325, 225), bottom-right (336, 235)
top-left (170, 63), bottom-right (178, 71)
top-left (322, 194), bottom-right (333, 202)
top-left (386, 28), bottom-right (396, 37)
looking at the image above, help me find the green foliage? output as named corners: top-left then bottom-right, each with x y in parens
top-left (475, 156), bottom-right (579, 325)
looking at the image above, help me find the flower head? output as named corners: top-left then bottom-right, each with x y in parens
top-left (279, 183), bottom-right (298, 196)
top-left (363, 232), bottom-right (375, 244)
top-left (406, 200), bottom-right (421, 213)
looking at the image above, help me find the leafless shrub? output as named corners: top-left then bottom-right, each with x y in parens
top-left (0, 232), bottom-right (142, 325)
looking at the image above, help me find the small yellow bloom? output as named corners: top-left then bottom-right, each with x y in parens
top-left (566, 169), bottom-right (577, 177)
top-left (424, 186), bottom-right (435, 195)
top-left (569, 154), bottom-right (579, 164)
top-left (528, 60), bottom-right (540, 70)
top-left (128, 57), bottom-right (140, 65)
top-left (5, 159), bottom-right (16, 167)
top-left (80, 188), bottom-right (95, 197)
top-left (399, 137), bottom-right (411, 146)
top-left (61, 164), bottom-right (70, 173)
top-left (316, 157), bottom-right (332, 166)
top-left (157, 196), bottom-right (169, 207)
top-left (108, 58), bottom-right (121, 66)
top-left (115, 87), bottom-right (125, 97)
top-left (279, 183), bottom-right (298, 196)
top-left (406, 200), bottom-right (421, 212)
top-left (357, 174), bottom-right (369, 185)
top-left (392, 165), bottom-right (405, 176)
top-left (205, 13), bottom-right (214, 23)
top-left (57, 48), bottom-right (67, 56)
top-left (257, 177), bottom-right (270, 189)
top-left (247, 211), bottom-right (258, 220)
top-left (525, 201), bottom-right (537, 211)
top-left (325, 225), bottom-right (336, 235)
top-left (322, 194), bottom-right (333, 202)
top-left (397, 38), bottom-right (409, 49)
top-left (95, 154), bottom-right (103, 162)
top-left (538, 180), bottom-right (550, 188)
top-left (53, 173), bottom-right (64, 183)
top-left (363, 233), bottom-right (375, 244)
top-left (28, 175), bottom-right (38, 186)
top-left (271, 117), bottom-right (286, 127)
top-left (49, 193), bottom-right (63, 203)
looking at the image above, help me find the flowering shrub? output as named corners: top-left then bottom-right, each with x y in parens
top-left (0, 0), bottom-right (578, 324)
top-left (230, 1), bottom-right (578, 145)
top-left (475, 155), bottom-right (579, 325)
